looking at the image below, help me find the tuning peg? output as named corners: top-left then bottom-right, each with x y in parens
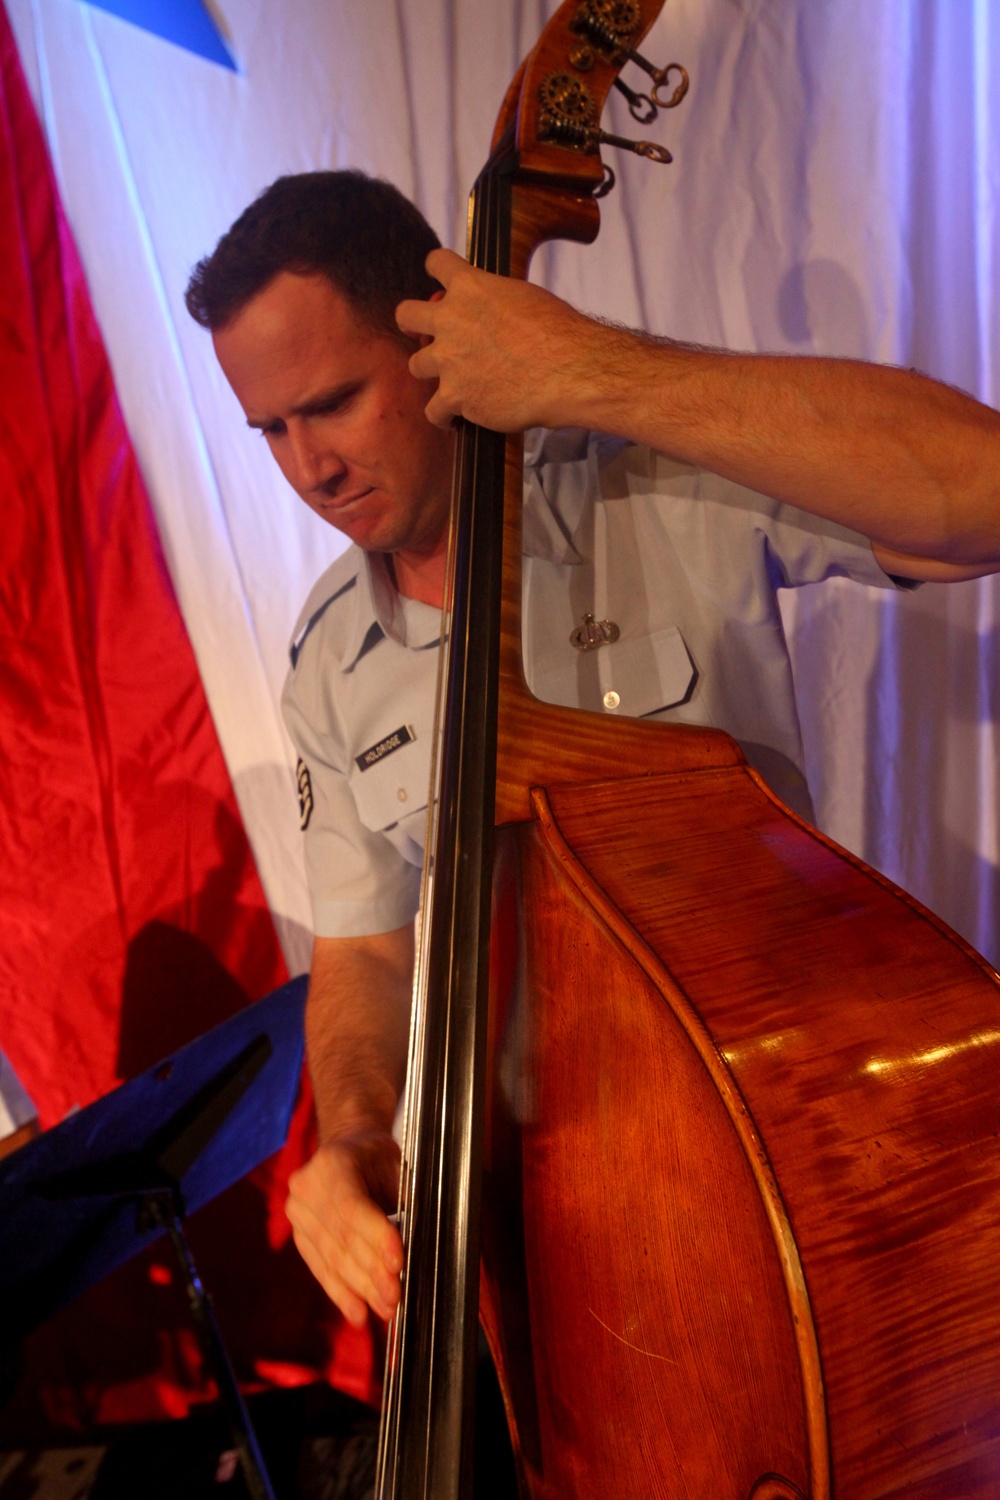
top-left (626, 54), bottom-right (689, 109)
top-left (597, 130), bottom-right (673, 164)
top-left (612, 76), bottom-right (658, 125)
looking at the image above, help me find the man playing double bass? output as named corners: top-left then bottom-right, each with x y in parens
top-left (185, 169), bottom-right (1000, 1331)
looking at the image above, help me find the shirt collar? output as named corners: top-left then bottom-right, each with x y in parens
top-left (340, 551), bottom-right (442, 671)
top-left (338, 428), bottom-right (599, 670)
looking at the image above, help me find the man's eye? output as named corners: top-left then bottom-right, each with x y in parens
top-left (259, 422), bottom-right (285, 439)
top-left (315, 387), bottom-right (358, 416)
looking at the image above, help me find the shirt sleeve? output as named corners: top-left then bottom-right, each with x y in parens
top-left (752, 495), bottom-right (903, 591)
top-left (640, 449), bottom-right (905, 593)
top-left (281, 659), bottom-right (421, 940)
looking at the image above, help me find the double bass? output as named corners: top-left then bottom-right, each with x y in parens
top-left (376, 4), bottom-right (1000, 1495)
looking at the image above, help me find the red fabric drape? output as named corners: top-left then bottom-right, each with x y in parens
top-left (0, 2), bottom-right (376, 1427)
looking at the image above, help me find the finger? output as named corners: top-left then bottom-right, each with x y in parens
top-left (407, 343), bottom-right (440, 382)
top-left (396, 297), bottom-right (437, 339)
top-left (291, 1219), bottom-right (370, 1327)
top-left (287, 1179), bottom-right (402, 1313)
top-left (338, 1190), bottom-right (404, 1278)
top-left (425, 246), bottom-right (466, 286)
top-left (423, 390), bottom-right (459, 431)
top-left (285, 1138), bottom-right (403, 1316)
top-left (342, 1230), bottom-right (402, 1320)
top-left (287, 1191), bottom-right (400, 1322)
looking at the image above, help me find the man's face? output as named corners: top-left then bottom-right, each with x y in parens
top-left (212, 270), bottom-right (454, 560)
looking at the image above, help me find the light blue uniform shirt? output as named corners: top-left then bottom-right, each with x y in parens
top-left (282, 431), bottom-right (895, 939)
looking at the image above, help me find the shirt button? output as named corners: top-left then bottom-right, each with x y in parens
top-left (397, 787), bottom-right (407, 802)
top-left (603, 690), bottom-right (620, 710)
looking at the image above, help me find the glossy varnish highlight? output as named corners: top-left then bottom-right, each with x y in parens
top-left (479, 755), bottom-right (1000, 1497)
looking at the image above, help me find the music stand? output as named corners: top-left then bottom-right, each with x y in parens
top-left (0, 974), bottom-right (308, 1500)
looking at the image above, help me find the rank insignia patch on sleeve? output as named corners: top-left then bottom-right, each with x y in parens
top-left (296, 758), bottom-right (314, 830)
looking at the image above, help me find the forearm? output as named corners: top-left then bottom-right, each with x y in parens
top-left (402, 251), bottom-right (1000, 576)
top-left (568, 332), bottom-right (1000, 572)
top-left (288, 928), bottom-right (412, 1323)
top-left (305, 926), bottom-right (413, 1145)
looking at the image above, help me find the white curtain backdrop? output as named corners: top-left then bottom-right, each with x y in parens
top-left (7, 0), bottom-right (998, 968)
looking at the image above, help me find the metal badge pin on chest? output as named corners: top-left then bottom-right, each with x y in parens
top-left (570, 611), bottom-right (621, 652)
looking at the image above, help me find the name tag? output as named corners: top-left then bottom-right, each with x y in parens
top-left (355, 724), bottom-right (416, 772)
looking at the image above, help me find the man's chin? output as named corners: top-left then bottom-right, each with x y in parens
top-left (312, 506), bottom-right (389, 551)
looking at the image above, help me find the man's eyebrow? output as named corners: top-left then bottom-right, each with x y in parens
top-left (246, 383), bottom-right (360, 429)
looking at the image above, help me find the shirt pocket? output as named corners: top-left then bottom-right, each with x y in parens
top-left (531, 624), bottom-right (696, 718)
top-left (348, 725), bottom-right (433, 834)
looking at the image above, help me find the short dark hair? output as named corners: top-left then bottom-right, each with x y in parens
top-left (184, 170), bottom-right (441, 338)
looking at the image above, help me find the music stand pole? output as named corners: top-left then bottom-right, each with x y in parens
top-left (140, 1188), bottom-right (276, 1500)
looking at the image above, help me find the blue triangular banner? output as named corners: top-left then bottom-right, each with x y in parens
top-left (79, 0), bottom-right (236, 70)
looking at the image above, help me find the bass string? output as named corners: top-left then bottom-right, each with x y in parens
top-left (375, 160), bottom-right (507, 1493)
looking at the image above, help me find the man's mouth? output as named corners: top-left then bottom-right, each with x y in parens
top-left (318, 486), bottom-right (375, 515)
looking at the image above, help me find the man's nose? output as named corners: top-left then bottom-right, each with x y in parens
top-left (288, 424), bottom-right (343, 493)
